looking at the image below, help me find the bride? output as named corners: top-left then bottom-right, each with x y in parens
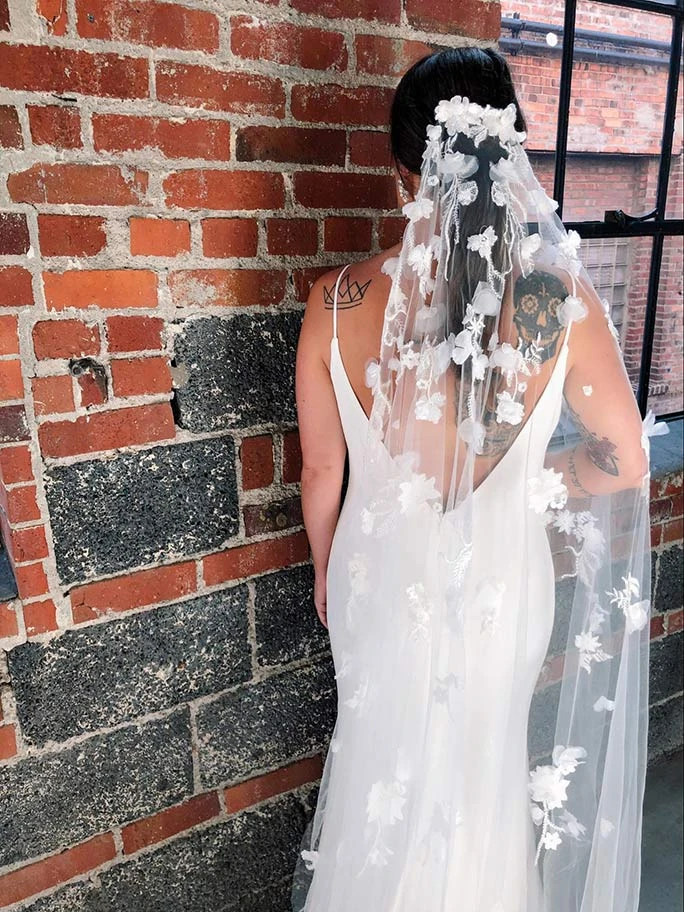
top-left (292, 47), bottom-right (652, 912)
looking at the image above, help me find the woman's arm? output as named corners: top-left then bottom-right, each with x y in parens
top-left (547, 276), bottom-right (648, 497)
top-left (295, 275), bottom-right (347, 627)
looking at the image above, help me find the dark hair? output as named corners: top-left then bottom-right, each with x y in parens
top-left (389, 48), bottom-right (528, 336)
top-left (390, 47), bottom-right (527, 179)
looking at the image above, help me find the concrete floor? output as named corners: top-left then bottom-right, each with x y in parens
top-left (640, 751), bottom-right (683, 912)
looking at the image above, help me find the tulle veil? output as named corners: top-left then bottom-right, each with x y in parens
top-left (292, 94), bottom-right (658, 912)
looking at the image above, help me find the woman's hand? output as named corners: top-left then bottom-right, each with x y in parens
top-left (314, 572), bottom-right (328, 629)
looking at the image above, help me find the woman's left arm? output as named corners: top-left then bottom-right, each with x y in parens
top-left (295, 277), bottom-right (347, 628)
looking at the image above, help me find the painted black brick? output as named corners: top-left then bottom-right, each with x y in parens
top-left (654, 544), bottom-right (684, 614)
top-left (20, 791), bottom-right (311, 912)
top-left (8, 588), bottom-right (251, 746)
top-left (649, 631), bottom-right (684, 704)
top-left (196, 660), bottom-right (336, 788)
top-left (43, 436), bottom-right (238, 586)
top-left (172, 311), bottom-right (301, 433)
top-left (253, 564), bottom-right (329, 667)
top-left (647, 695), bottom-right (684, 762)
top-left (0, 709), bottom-right (193, 869)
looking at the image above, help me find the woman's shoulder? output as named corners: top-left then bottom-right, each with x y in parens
top-left (307, 245), bottom-right (401, 307)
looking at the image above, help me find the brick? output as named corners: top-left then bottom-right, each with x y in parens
top-left (0, 44), bottom-right (148, 98)
top-left (201, 218), bottom-right (258, 258)
top-left (10, 589), bottom-right (250, 744)
top-left (648, 695), bottom-right (684, 763)
top-left (662, 517), bottom-right (684, 544)
top-left (173, 311), bottom-right (300, 432)
top-left (11, 525), bottom-right (49, 563)
top-left (355, 33), bottom-right (432, 77)
top-left (231, 16), bottom-right (347, 71)
top-left (14, 561), bottom-right (49, 600)
top-left (290, 0), bottom-right (400, 23)
top-left (324, 216), bottom-right (373, 252)
top-left (0, 602), bottom-right (18, 639)
top-left (122, 792), bottom-right (220, 855)
top-left (106, 315), bottom-right (163, 353)
top-left (43, 269), bottom-right (157, 311)
top-left (38, 214), bottom-right (107, 258)
top-left (0, 0), bottom-right (7, 29)
top-left (163, 170), bottom-right (284, 211)
top-left (224, 755), bottom-right (322, 814)
top-left (254, 564), bottom-right (328, 666)
top-left (93, 113), bottom-right (230, 161)
top-left (236, 125), bottom-right (346, 166)
top-left (243, 496), bottom-right (303, 537)
top-left (44, 437), bottom-right (238, 585)
top-left (33, 318), bottom-right (101, 360)
top-left (2, 112), bottom-right (23, 171)
top-left (39, 402), bottom-right (174, 458)
top-left (405, 0), bottom-right (502, 38)
top-left (0, 359), bottom-right (23, 401)
top-left (379, 215), bottom-right (406, 249)
top-left (32, 374), bottom-right (74, 416)
top-left (0, 266), bottom-right (34, 307)
top-left (130, 217), bottom-right (191, 256)
top-left (0, 106), bottom-right (22, 148)
top-left (291, 84), bottom-right (393, 126)
top-left (37, 0), bottom-right (67, 35)
top-left (9, 164), bottom-right (147, 206)
top-left (282, 430), bottom-right (302, 484)
top-left (240, 434), bottom-right (274, 490)
top-left (0, 710), bottom-right (192, 868)
top-left (4, 483), bottom-right (40, 523)
top-left (266, 218), bottom-right (318, 256)
top-left (168, 269), bottom-right (286, 308)
top-left (71, 561), bottom-right (196, 623)
top-left (76, 0), bottom-right (219, 51)
top-left (202, 531), bottom-right (309, 586)
top-left (0, 404), bottom-right (30, 442)
top-left (0, 212), bottom-right (30, 255)
top-left (668, 609), bottom-right (684, 633)
top-left (196, 660), bottom-right (335, 786)
top-left (28, 104), bottom-right (81, 148)
top-left (24, 598), bottom-right (58, 635)
top-left (0, 724), bottom-right (17, 761)
top-left (156, 61), bottom-right (285, 117)
top-left (73, 361), bottom-right (108, 408)
top-left (293, 266), bottom-right (330, 303)
top-left (350, 129), bottom-right (391, 168)
top-left (111, 355), bottom-right (172, 397)
top-left (0, 444), bottom-right (33, 484)
top-left (293, 171), bottom-right (395, 209)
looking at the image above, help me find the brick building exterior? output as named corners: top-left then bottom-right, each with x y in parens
top-left (0, 0), bottom-right (682, 908)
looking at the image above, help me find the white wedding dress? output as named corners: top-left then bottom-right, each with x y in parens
top-left (297, 268), bottom-right (573, 912)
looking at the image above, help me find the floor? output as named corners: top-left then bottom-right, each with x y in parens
top-left (640, 751), bottom-right (684, 912)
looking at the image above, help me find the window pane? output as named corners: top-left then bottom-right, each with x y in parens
top-left (648, 235), bottom-right (684, 415)
top-left (562, 1), bottom-right (673, 222)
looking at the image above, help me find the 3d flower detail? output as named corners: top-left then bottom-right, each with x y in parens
top-left (557, 294), bottom-right (588, 325)
top-left (362, 751), bottom-right (411, 870)
top-left (594, 696), bottom-right (616, 713)
top-left (458, 417), bottom-right (486, 453)
top-left (457, 180), bottom-right (479, 206)
top-left (300, 849), bottom-right (318, 871)
top-left (415, 391), bottom-right (447, 423)
top-left (365, 359), bottom-right (380, 390)
top-left (519, 232), bottom-right (542, 270)
top-left (490, 341), bottom-right (525, 378)
top-left (475, 577), bottom-right (506, 635)
top-left (402, 197), bottom-right (434, 223)
top-left (471, 280), bottom-right (501, 315)
top-left (558, 229), bottom-right (582, 261)
top-left (408, 241), bottom-right (437, 295)
top-left (381, 256), bottom-right (400, 278)
top-left (529, 745), bottom-right (587, 862)
top-left (607, 575), bottom-right (650, 634)
top-left (406, 582), bottom-right (434, 641)
top-left (574, 631), bottom-right (611, 674)
top-left (528, 467), bottom-right (568, 514)
top-left (495, 390), bottom-right (525, 425)
top-left (398, 473), bottom-right (441, 514)
top-left (435, 95), bottom-right (484, 137)
top-left (467, 226), bottom-right (498, 259)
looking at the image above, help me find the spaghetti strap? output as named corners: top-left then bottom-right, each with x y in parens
top-left (331, 264), bottom-right (351, 341)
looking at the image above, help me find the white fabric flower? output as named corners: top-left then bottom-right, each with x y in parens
top-left (607, 575), bottom-right (649, 634)
top-left (439, 150), bottom-right (479, 180)
top-left (471, 280), bottom-right (501, 316)
top-left (558, 294), bottom-right (588, 325)
top-left (575, 631), bottom-right (611, 674)
top-left (415, 391), bottom-right (447, 423)
top-left (528, 468), bottom-right (568, 514)
top-left (402, 197), bottom-right (434, 223)
top-left (452, 328), bottom-right (475, 366)
top-left (457, 180), bottom-right (479, 206)
top-left (472, 351), bottom-right (489, 381)
top-left (381, 256), bottom-right (399, 278)
top-left (529, 764), bottom-right (570, 810)
top-left (519, 232), bottom-right (542, 269)
top-left (435, 95), bottom-right (482, 136)
top-left (594, 696), bottom-right (616, 713)
top-left (301, 849), bottom-right (318, 871)
top-left (458, 417), bottom-right (486, 453)
top-left (495, 391), bottom-right (524, 425)
top-left (398, 473), bottom-right (441, 514)
top-left (366, 779), bottom-right (407, 826)
top-left (467, 226), bottom-right (498, 258)
top-left (558, 229), bottom-right (581, 261)
top-left (364, 359), bottom-right (379, 390)
top-left (490, 342), bottom-right (525, 375)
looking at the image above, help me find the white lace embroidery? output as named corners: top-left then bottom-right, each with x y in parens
top-left (529, 745), bottom-right (587, 860)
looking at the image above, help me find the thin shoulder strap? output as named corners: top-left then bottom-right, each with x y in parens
top-left (331, 264), bottom-right (351, 341)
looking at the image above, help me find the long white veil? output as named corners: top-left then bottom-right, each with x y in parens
top-left (293, 95), bottom-right (655, 912)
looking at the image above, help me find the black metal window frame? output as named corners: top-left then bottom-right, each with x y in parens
top-left (550, 0), bottom-right (684, 420)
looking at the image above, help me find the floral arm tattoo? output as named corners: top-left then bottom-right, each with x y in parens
top-left (565, 399), bottom-right (619, 476)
